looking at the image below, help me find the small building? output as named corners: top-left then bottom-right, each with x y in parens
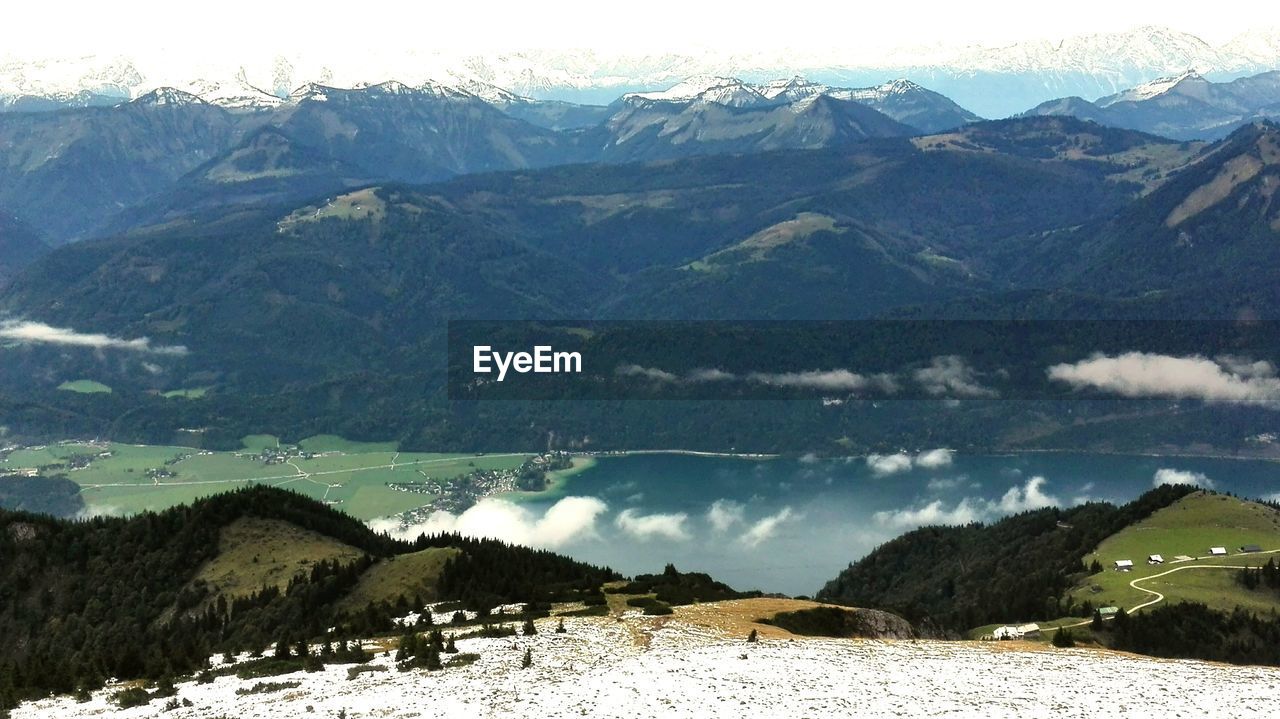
top-left (993, 626), bottom-right (1021, 640)
top-left (1097, 606), bottom-right (1120, 617)
top-left (1114, 559), bottom-right (1134, 571)
top-left (1209, 547), bottom-right (1228, 556)
top-left (1148, 554), bottom-right (1164, 565)
top-left (1241, 544), bottom-right (1263, 553)
top-left (1017, 623), bottom-right (1041, 638)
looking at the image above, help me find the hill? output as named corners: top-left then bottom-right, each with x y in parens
top-left (1071, 491), bottom-right (1280, 613)
top-left (814, 484), bottom-right (1199, 630)
top-left (0, 486), bottom-right (617, 711)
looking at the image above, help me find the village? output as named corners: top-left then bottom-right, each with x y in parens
top-left (391, 452), bottom-right (571, 518)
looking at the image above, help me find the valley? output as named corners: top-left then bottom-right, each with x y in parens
top-left (4, 16), bottom-right (1280, 717)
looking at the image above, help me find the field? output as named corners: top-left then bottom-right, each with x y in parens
top-left (1069, 491), bottom-right (1280, 612)
top-left (56, 379), bottom-right (112, 394)
top-left (1, 438), bottom-right (531, 520)
top-left (161, 387), bottom-right (209, 399)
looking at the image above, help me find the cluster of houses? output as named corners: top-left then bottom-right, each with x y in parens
top-left (1112, 544), bottom-right (1263, 571)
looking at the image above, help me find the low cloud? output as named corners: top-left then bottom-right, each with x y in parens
top-left (995, 476), bottom-right (1060, 513)
top-left (926, 476), bottom-right (968, 491)
top-left (615, 364), bottom-right (679, 382)
top-left (874, 497), bottom-right (986, 530)
top-left (874, 476), bottom-right (1066, 531)
top-left (867, 452), bottom-right (913, 475)
top-left (739, 507), bottom-right (797, 547)
top-left (914, 355), bottom-right (996, 398)
top-left (706, 499), bottom-right (745, 532)
top-left (746, 370), bottom-right (897, 393)
top-left (615, 508), bottom-right (690, 541)
top-left (369, 496), bottom-right (607, 549)
top-left (867, 448), bottom-right (956, 475)
top-left (1153, 468), bottom-right (1215, 489)
top-left (1047, 352), bottom-right (1280, 402)
top-left (615, 364), bottom-right (896, 392)
top-left (915, 448), bottom-right (954, 469)
top-left (0, 319), bottom-right (188, 355)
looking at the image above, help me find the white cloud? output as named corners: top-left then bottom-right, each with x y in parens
top-left (995, 476), bottom-right (1059, 513)
top-left (615, 365), bottom-right (896, 393)
top-left (706, 499), bottom-right (745, 532)
top-left (874, 476), bottom-right (1069, 531)
top-left (914, 355), bottom-right (996, 398)
top-left (1153, 468), bottom-right (1215, 489)
top-left (746, 369), bottom-right (897, 393)
top-left (739, 507), bottom-right (797, 547)
top-left (615, 364), bottom-right (678, 382)
top-left (0, 319), bottom-right (187, 355)
top-left (369, 495), bottom-right (607, 548)
top-left (867, 452), bottom-right (914, 475)
top-left (915, 448), bottom-right (955, 468)
top-left (873, 497), bottom-right (986, 530)
top-left (926, 476), bottom-right (966, 491)
top-left (1047, 352), bottom-right (1280, 402)
top-left (615, 508), bottom-right (690, 541)
top-left (686, 368), bottom-right (736, 382)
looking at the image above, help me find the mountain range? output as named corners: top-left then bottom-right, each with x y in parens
top-left (0, 77), bottom-right (969, 244)
top-left (4, 26), bottom-right (1280, 117)
top-left (1024, 70), bottom-right (1280, 139)
top-left (3, 114), bottom-right (1279, 448)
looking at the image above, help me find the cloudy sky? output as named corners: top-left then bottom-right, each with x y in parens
top-left (5, 1), bottom-right (1265, 58)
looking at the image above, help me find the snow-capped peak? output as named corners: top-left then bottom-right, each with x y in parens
top-left (130, 87), bottom-right (206, 107)
top-left (626, 76), bottom-right (747, 103)
top-left (1097, 69), bottom-right (1204, 106)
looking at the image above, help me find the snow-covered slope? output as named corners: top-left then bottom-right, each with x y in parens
top-left (15, 607), bottom-right (1279, 719)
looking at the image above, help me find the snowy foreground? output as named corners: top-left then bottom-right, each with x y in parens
top-left (16, 604), bottom-right (1280, 719)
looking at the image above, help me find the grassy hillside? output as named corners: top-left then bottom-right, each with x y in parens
top-left (0, 485), bottom-right (618, 709)
top-left (337, 547), bottom-right (460, 611)
top-left (816, 484), bottom-right (1199, 630)
top-left (1071, 491), bottom-right (1280, 611)
top-left (188, 517), bottom-right (368, 602)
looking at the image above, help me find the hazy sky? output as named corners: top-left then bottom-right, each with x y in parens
top-left (4, 1), bottom-right (1267, 58)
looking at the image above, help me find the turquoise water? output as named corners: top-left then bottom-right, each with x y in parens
top-left (520, 452), bottom-right (1280, 595)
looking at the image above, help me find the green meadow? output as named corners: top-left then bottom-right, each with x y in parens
top-left (56, 379), bottom-right (112, 394)
top-left (1070, 491), bottom-right (1280, 612)
top-left (2, 437), bottom-right (531, 520)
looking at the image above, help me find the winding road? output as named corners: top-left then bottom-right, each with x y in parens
top-left (1059, 549), bottom-right (1280, 629)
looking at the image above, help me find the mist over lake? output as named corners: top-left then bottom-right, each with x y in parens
top-left (515, 453), bottom-right (1280, 595)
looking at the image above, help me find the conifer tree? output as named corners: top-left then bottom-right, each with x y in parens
top-left (521, 648), bottom-right (533, 669)
top-left (522, 618), bottom-right (537, 636)
top-left (555, 619), bottom-right (567, 634)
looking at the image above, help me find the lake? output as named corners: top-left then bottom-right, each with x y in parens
top-left (510, 452), bottom-right (1280, 595)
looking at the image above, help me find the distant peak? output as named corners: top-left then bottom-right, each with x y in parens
top-left (131, 87), bottom-right (205, 107)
